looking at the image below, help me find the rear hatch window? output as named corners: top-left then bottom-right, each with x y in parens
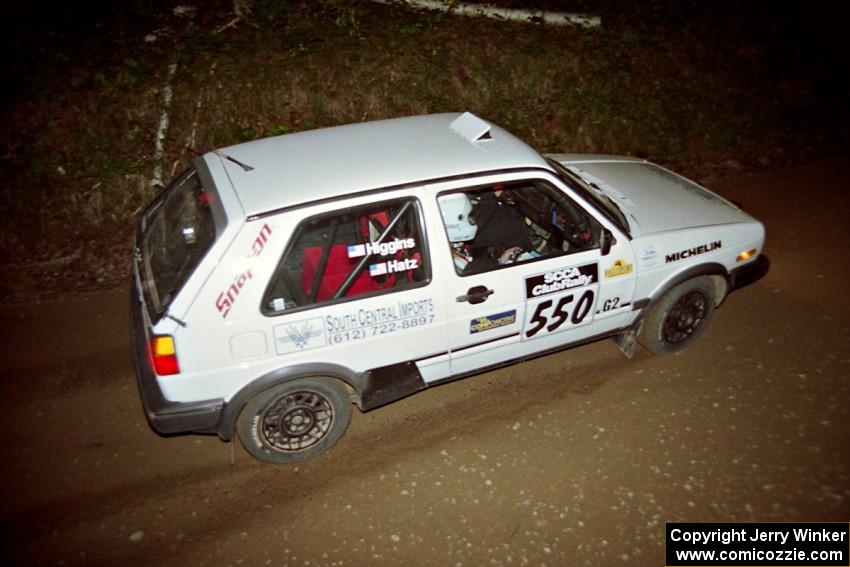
top-left (138, 165), bottom-right (223, 320)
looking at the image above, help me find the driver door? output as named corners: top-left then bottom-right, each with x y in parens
top-left (436, 177), bottom-right (636, 376)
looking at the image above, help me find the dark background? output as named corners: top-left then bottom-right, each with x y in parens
top-left (1, 0), bottom-right (848, 301)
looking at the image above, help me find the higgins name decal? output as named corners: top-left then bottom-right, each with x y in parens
top-left (347, 237), bottom-right (416, 258)
top-left (665, 240), bottom-right (721, 263)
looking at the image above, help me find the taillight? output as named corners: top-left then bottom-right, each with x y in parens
top-left (150, 335), bottom-right (180, 375)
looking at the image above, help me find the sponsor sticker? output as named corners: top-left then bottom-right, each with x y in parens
top-left (640, 244), bottom-right (659, 268)
top-left (369, 257), bottom-right (419, 277)
top-left (325, 298), bottom-right (435, 344)
top-left (665, 240), bottom-right (722, 263)
top-left (347, 237), bottom-right (416, 258)
top-left (215, 223), bottom-right (272, 319)
top-left (604, 259), bottom-right (633, 278)
top-left (523, 263), bottom-right (599, 341)
top-left (524, 263), bottom-right (598, 299)
top-left (248, 223), bottom-right (273, 258)
top-left (274, 316), bottom-right (327, 355)
top-left (469, 310), bottom-right (517, 334)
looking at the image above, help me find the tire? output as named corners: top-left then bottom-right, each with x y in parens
top-left (638, 276), bottom-right (717, 355)
top-left (237, 377), bottom-right (352, 464)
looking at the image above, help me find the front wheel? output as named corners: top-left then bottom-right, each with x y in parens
top-left (638, 277), bottom-right (717, 355)
top-left (237, 377), bottom-right (352, 464)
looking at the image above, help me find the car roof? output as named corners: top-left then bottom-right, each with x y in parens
top-left (208, 112), bottom-right (552, 218)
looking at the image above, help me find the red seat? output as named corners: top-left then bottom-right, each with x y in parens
top-left (301, 244), bottom-right (393, 302)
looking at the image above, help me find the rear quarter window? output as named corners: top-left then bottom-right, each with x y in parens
top-left (262, 197), bottom-right (429, 315)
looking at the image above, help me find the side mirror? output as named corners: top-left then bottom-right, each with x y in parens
top-left (600, 228), bottom-right (613, 256)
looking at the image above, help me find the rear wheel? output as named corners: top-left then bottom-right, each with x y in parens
top-left (638, 277), bottom-right (717, 355)
top-left (237, 377), bottom-right (352, 464)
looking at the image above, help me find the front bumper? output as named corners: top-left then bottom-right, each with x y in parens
top-left (729, 254), bottom-right (770, 291)
top-left (130, 281), bottom-right (224, 435)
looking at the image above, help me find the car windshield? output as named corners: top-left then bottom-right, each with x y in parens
top-left (547, 158), bottom-right (631, 236)
top-left (141, 168), bottom-right (219, 318)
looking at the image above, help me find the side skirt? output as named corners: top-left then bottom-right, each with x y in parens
top-left (355, 328), bottom-right (636, 413)
top-left (420, 328), bottom-right (625, 390)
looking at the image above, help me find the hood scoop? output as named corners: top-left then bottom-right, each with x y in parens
top-left (450, 112), bottom-right (493, 143)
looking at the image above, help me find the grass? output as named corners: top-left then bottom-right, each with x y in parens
top-left (1, 0), bottom-right (845, 299)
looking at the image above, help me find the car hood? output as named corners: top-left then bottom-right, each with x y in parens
top-left (549, 156), bottom-right (754, 236)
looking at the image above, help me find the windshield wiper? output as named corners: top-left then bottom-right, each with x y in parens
top-left (164, 311), bottom-right (187, 327)
top-left (586, 180), bottom-right (622, 213)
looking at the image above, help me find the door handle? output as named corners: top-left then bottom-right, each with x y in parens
top-left (456, 285), bottom-right (494, 304)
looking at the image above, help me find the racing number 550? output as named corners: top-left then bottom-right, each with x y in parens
top-left (525, 289), bottom-right (595, 338)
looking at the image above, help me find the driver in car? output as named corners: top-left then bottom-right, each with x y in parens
top-left (469, 186), bottom-right (536, 269)
top-left (440, 188), bottom-right (537, 275)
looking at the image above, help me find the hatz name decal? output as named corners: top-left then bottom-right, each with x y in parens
top-left (369, 257), bottom-right (419, 277)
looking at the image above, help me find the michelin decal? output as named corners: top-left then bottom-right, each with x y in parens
top-left (666, 240), bottom-right (722, 263)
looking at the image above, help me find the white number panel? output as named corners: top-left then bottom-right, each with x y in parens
top-left (522, 263), bottom-right (599, 340)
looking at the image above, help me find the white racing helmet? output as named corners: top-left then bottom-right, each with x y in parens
top-left (439, 193), bottom-right (478, 242)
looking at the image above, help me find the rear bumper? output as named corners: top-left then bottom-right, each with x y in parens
top-left (130, 281), bottom-right (223, 435)
top-left (729, 254), bottom-right (770, 291)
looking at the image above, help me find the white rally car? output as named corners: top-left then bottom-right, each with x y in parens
top-left (131, 112), bottom-right (768, 463)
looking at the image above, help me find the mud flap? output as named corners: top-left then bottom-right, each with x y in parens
top-left (612, 323), bottom-right (640, 359)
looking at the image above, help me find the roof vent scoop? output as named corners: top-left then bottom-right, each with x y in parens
top-left (450, 112), bottom-right (493, 143)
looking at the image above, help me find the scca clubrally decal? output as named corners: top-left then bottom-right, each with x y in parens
top-left (525, 263), bottom-right (598, 299)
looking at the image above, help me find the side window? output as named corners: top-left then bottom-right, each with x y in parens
top-left (262, 198), bottom-right (429, 315)
top-left (437, 181), bottom-right (601, 276)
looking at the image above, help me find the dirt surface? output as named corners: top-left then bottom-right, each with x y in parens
top-left (2, 159), bottom-right (848, 566)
